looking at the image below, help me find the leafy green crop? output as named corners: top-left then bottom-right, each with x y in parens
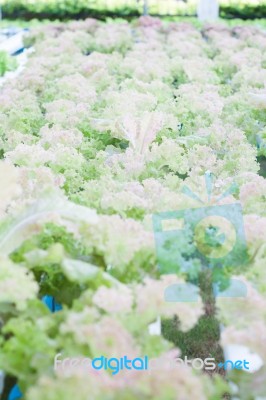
top-left (0, 50), bottom-right (17, 76)
top-left (1, 0), bottom-right (266, 20)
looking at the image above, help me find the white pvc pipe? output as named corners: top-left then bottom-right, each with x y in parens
top-left (197, 0), bottom-right (219, 21)
top-left (0, 371), bottom-right (4, 396)
top-left (143, 0), bottom-right (148, 15)
top-left (0, 32), bottom-right (24, 55)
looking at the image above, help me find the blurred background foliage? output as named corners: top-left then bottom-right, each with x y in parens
top-left (0, 0), bottom-right (265, 21)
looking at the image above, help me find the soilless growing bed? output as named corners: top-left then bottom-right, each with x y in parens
top-left (0, 16), bottom-right (266, 400)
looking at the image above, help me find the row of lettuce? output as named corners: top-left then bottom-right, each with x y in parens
top-left (0, 17), bottom-right (265, 399)
top-left (1, 0), bottom-right (266, 20)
